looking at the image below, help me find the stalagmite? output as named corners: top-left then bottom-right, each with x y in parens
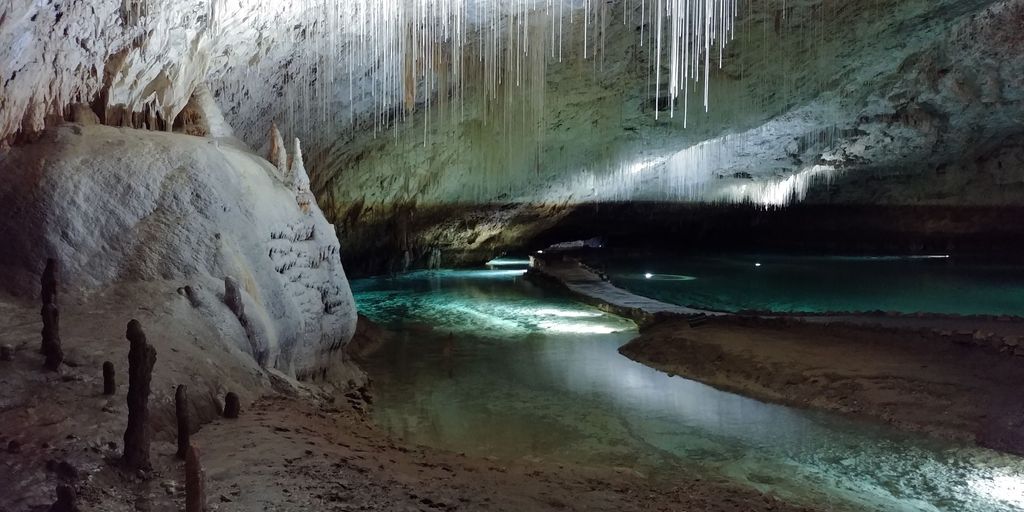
top-left (267, 124), bottom-right (288, 176)
top-left (223, 277), bottom-right (245, 321)
top-left (40, 258), bottom-right (59, 356)
top-left (41, 303), bottom-right (63, 371)
top-left (48, 484), bottom-right (79, 512)
top-left (103, 361), bottom-right (116, 395)
top-left (222, 276), bottom-right (269, 366)
top-left (41, 258), bottom-right (58, 307)
top-left (176, 385), bottom-right (190, 459)
top-left (290, 138), bottom-right (315, 214)
top-left (180, 285), bottom-right (203, 308)
top-left (123, 320), bottom-right (157, 471)
top-left (185, 444), bottom-right (207, 512)
top-left (223, 392), bottom-right (240, 419)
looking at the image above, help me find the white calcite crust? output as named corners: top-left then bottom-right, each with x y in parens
top-left (0, 124), bottom-right (357, 379)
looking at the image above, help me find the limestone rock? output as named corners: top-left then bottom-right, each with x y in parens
top-left (48, 484), bottom-right (79, 512)
top-left (0, 125), bottom-right (357, 380)
top-left (123, 320), bottom-right (157, 471)
top-left (103, 361), bottom-right (116, 395)
top-left (185, 444), bottom-right (207, 512)
top-left (290, 138), bottom-right (315, 214)
top-left (267, 124), bottom-right (289, 176)
top-left (41, 303), bottom-right (63, 371)
top-left (222, 392), bottom-right (240, 419)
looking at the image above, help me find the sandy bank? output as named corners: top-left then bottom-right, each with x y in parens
top-left (619, 316), bottom-right (1024, 455)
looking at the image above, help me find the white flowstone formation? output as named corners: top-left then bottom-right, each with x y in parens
top-left (0, 124), bottom-right (357, 380)
top-left (265, 124), bottom-right (289, 177)
top-left (290, 138), bottom-right (316, 213)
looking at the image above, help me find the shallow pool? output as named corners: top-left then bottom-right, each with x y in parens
top-left (597, 254), bottom-right (1024, 316)
top-left (353, 263), bottom-right (1024, 511)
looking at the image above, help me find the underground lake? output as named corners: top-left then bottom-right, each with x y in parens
top-left (353, 260), bottom-right (1024, 512)
top-left (594, 254), bottom-right (1024, 316)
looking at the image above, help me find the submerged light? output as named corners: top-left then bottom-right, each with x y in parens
top-left (755, 262), bottom-right (762, 267)
top-left (644, 272), bottom-right (653, 279)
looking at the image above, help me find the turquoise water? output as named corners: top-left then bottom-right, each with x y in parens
top-left (598, 254), bottom-right (1024, 315)
top-left (353, 263), bottom-right (1024, 512)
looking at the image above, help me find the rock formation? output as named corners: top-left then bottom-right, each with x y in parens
top-left (123, 320), bottom-right (157, 471)
top-left (41, 303), bottom-right (63, 371)
top-left (103, 362), bottom-right (116, 395)
top-left (290, 139), bottom-right (315, 214)
top-left (0, 125), bottom-right (358, 381)
top-left (223, 392), bottom-right (240, 419)
top-left (39, 259), bottom-right (62, 369)
top-left (267, 124), bottom-right (289, 177)
top-left (176, 385), bottom-right (191, 459)
top-left (185, 444), bottom-right (207, 512)
top-left (48, 484), bottom-right (79, 512)
top-left (41, 259), bottom-right (58, 307)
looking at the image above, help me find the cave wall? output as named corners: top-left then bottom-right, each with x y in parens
top-left (3, 0), bottom-right (1023, 275)
top-left (320, 0), bottom-right (1024, 273)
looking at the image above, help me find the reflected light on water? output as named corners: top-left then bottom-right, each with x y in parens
top-left (634, 273), bottom-right (696, 281)
top-left (537, 320), bottom-right (627, 334)
top-left (444, 269), bottom-right (527, 278)
top-left (529, 308), bottom-right (603, 318)
top-left (486, 258), bottom-right (533, 266)
top-left (971, 473), bottom-right (1024, 508)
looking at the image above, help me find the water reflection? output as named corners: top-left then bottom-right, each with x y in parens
top-left (354, 267), bottom-right (1024, 512)
top-left (600, 254), bottom-right (1024, 316)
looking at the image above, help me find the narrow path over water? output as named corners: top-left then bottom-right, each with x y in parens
top-left (353, 263), bottom-right (1024, 512)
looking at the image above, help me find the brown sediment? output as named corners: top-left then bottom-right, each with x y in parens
top-left (619, 316), bottom-right (1024, 455)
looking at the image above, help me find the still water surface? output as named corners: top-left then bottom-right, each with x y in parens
top-left (599, 254), bottom-right (1024, 316)
top-left (353, 262), bottom-right (1024, 511)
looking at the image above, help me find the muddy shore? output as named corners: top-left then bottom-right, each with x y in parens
top-left (619, 316), bottom-right (1024, 455)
